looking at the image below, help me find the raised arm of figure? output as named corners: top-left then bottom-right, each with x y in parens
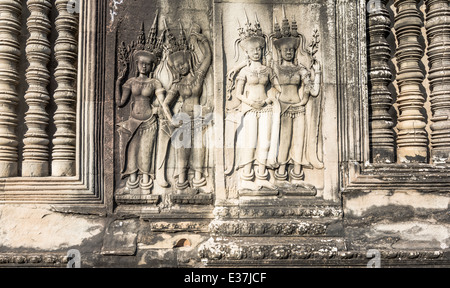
top-left (193, 32), bottom-right (212, 78)
top-left (309, 61), bottom-right (322, 97)
top-left (116, 70), bottom-right (132, 108)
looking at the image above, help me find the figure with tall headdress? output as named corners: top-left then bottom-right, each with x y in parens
top-left (163, 22), bottom-right (212, 193)
top-left (226, 12), bottom-right (282, 191)
top-left (270, 8), bottom-right (323, 186)
top-left (116, 12), bottom-right (173, 195)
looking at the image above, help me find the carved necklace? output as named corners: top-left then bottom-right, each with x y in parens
top-left (248, 66), bottom-right (268, 78)
top-left (276, 65), bottom-right (300, 80)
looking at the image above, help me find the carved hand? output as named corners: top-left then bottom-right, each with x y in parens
top-left (117, 63), bottom-right (128, 83)
top-left (312, 61), bottom-right (321, 74)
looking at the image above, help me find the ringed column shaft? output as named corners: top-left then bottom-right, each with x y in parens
top-left (22, 0), bottom-right (52, 177)
top-left (52, 0), bottom-right (79, 176)
top-left (425, 0), bottom-right (450, 163)
top-left (394, 0), bottom-right (428, 163)
top-left (0, 0), bottom-right (22, 177)
top-left (367, 0), bottom-right (396, 163)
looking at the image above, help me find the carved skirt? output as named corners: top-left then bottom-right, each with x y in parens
top-left (278, 105), bottom-right (307, 166)
top-left (172, 117), bottom-right (209, 177)
top-left (236, 106), bottom-right (273, 168)
top-left (123, 116), bottom-right (158, 176)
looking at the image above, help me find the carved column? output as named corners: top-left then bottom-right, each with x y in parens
top-left (22, 0), bottom-right (52, 176)
top-left (367, 0), bottom-right (395, 163)
top-left (0, 0), bottom-right (22, 177)
top-left (425, 0), bottom-right (450, 164)
top-left (52, 0), bottom-right (79, 176)
top-left (394, 0), bottom-right (428, 163)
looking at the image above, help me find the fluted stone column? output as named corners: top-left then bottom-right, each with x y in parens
top-left (52, 0), bottom-right (79, 176)
top-left (22, 0), bottom-right (52, 177)
top-left (0, 0), bottom-right (22, 177)
top-left (425, 0), bottom-right (450, 164)
top-left (367, 0), bottom-right (396, 163)
top-left (394, 0), bottom-right (428, 163)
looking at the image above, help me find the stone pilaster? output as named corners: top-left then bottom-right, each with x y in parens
top-left (22, 0), bottom-right (52, 177)
top-left (367, 0), bottom-right (395, 163)
top-left (0, 0), bottom-right (22, 177)
top-left (52, 0), bottom-right (79, 176)
top-left (425, 0), bottom-right (450, 164)
top-left (394, 0), bottom-right (428, 163)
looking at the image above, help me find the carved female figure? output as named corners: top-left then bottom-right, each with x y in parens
top-left (115, 20), bottom-right (171, 194)
top-left (271, 16), bottom-right (322, 184)
top-left (163, 24), bottom-right (212, 193)
top-left (229, 15), bottom-right (282, 191)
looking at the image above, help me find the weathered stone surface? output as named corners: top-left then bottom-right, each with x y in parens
top-left (101, 219), bottom-right (139, 256)
top-left (0, 205), bottom-right (105, 252)
top-left (0, 0), bottom-right (448, 269)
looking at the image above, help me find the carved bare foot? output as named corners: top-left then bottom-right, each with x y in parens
top-left (255, 178), bottom-right (278, 190)
top-left (291, 179), bottom-right (316, 191)
top-left (126, 177), bottom-right (140, 194)
top-left (240, 180), bottom-right (262, 191)
top-left (274, 169), bottom-right (290, 186)
top-left (192, 176), bottom-right (207, 189)
top-left (175, 179), bottom-right (190, 194)
top-left (139, 178), bottom-right (153, 195)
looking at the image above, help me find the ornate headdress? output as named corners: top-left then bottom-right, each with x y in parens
top-left (164, 20), bottom-right (192, 61)
top-left (118, 10), bottom-right (164, 74)
top-left (234, 11), bottom-right (268, 61)
top-left (161, 20), bottom-right (198, 81)
top-left (271, 6), bottom-right (302, 49)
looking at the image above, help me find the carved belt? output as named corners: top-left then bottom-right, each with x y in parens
top-left (281, 105), bottom-right (305, 118)
top-left (138, 116), bottom-right (157, 132)
top-left (247, 105), bottom-right (273, 117)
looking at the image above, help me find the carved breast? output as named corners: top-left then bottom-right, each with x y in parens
top-left (245, 67), bottom-right (271, 86)
top-left (276, 66), bottom-right (302, 85)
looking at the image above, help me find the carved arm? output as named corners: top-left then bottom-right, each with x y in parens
top-left (116, 75), bottom-right (132, 108)
top-left (192, 32), bottom-right (212, 77)
top-left (155, 87), bottom-right (173, 123)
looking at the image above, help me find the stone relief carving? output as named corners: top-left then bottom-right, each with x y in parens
top-left (163, 21), bottom-right (213, 194)
top-left (115, 13), bottom-right (171, 201)
top-left (114, 12), bottom-right (213, 205)
top-left (270, 12), bottom-right (323, 188)
top-left (226, 12), bottom-right (282, 192)
top-left (226, 9), bottom-right (323, 195)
